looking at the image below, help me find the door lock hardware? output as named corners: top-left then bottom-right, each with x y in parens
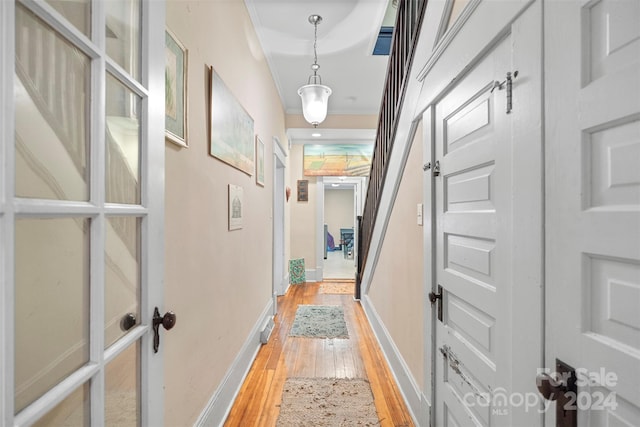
top-left (491, 71), bottom-right (519, 114)
top-left (423, 162), bottom-right (431, 171)
top-left (428, 284), bottom-right (443, 321)
top-left (535, 359), bottom-right (577, 427)
top-left (153, 307), bottom-right (177, 353)
top-left (432, 160), bottom-right (441, 177)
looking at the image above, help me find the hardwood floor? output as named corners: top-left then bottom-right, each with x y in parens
top-left (224, 281), bottom-right (414, 426)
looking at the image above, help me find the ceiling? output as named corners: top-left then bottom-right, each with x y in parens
top-left (244, 0), bottom-right (397, 144)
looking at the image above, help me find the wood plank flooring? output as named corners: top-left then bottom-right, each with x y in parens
top-left (224, 281), bottom-right (414, 426)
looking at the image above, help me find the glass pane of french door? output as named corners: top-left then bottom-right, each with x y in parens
top-left (33, 383), bottom-right (90, 427)
top-left (105, 0), bottom-right (141, 81)
top-left (15, 217), bottom-right (90, 412)
top-left (105, 341), bottom-right (140, 425)
top-left (44, 0), bottom-right (91, 37)
top-left (106, 74), bottom-right (141, 205)
top-left (105, 216), bottom-right (141, 348)
top-left (15, 4), bottom-right (90, 201)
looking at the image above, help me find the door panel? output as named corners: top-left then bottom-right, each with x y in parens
top-left (546, 0), bottom-right (640, 424)
top-left (434, 35), bottom-right (509, 427)
top-left (433, 3), bottom-right (542, 425)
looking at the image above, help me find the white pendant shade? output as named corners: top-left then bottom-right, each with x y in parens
top-left (298, 84), bottom-right (332, 127)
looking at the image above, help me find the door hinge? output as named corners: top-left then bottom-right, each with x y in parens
top-left (428, 284), bottom-right (443, 321)
top-left (423, 162), bottom-right (431, 171)
top-left (491, 70), bottom-right (519, 114)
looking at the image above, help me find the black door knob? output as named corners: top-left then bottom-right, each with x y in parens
top-left (120, 313), bottom-right (136, 331)
top-left (160, 311), bottom-right (176, 330)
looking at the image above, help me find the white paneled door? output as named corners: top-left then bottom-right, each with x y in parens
top-left (1, 1), bottom-right (166, 425)
top-left (432, 3), bottom-right (542, 426)
top-left (546, 0), bottom-right (640, 425)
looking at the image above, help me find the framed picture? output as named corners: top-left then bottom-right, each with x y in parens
top-left (297, 180), bottom-right (308, 202)
top-left (256, 136), bottom-right (265, 186)
top-left (303, 144), bottom-right (374, 176)
top-left (209, 66), bottom-right (255, 175)
top-left (165, 29), bottom-right (188, 148)
top-left (228, 184), bottom-right (243, 231)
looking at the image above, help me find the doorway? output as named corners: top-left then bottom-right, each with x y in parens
top-left (272, 138), bottom-right (287, 301)
top-left (324, 185), bottom-right (355, 279)
top-left (322, 177), bottom-right (364, 280)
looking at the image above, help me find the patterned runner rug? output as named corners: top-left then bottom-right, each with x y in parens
top-left (289, 305), bottom-right (349, 339)
top-left (319, 282), bottom-right (354, 294)
top-left (276, 378), bottom-right (380, 426)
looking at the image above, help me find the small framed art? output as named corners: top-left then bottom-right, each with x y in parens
top-left (256, 136), bottom-right (265, 186)
top-left (228, 184), bottom-right (243, 230)
top-left (297, 180), bottom-right (308, 202)
top-left (165, 29), bottom-right (188, 147)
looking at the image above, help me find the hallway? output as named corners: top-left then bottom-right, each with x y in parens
top-left (323, 249), bottom-right (357, 280)
top-left (224, 281), bottom-right (414, 426)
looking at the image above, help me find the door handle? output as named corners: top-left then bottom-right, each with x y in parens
top-left (429, 284), bottom-right (443, 321)
top-left (153, 307), bottom-right (176, 353)
top-left (536, 359), bottom-right (577, 427)
top-left (536, 373), bottom-right (566, 401)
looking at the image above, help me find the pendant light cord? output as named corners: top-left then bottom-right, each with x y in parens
top-left (313, 21), bottom-right (318, 77)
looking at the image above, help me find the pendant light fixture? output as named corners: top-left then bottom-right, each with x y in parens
top-left (298, 14), bottom-right (332, 128)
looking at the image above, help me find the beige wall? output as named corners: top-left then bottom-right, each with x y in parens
top-left (325, 188), bottom-right (354, 244)
top-left (289, 144), bottom-right (317, 268)
top-left (367, 122), bottom-right (425, 390)
top-left (165, 1), bottom-right (287, 424)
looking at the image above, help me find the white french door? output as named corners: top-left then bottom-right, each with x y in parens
top-left (1, 0), bottom-right (166, 425)
top-left (431, 3), bottom-right (543, 426)
top-left (545, 0), bottom-right (640, 425)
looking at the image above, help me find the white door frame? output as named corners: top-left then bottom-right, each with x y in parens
top-left (0, 1), bottom-right (166, 424)
top-left (0, 1), bottom-right (16, 423)
top-left (315, 176), bottom-right (325, 281)
top-left (272, 137), bottom-right (287, 300)
top-left (317, 176), bottom-right (364, 281)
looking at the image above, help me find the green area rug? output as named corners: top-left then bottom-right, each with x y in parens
top-left (276, 378), bottom-right (379, 426)
top-left (289, 305), bottom-right (349, 339)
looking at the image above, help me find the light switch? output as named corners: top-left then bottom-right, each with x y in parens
top-left (417, 203), bottom-right (423, 226)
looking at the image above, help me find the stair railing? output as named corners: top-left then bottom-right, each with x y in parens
top-left (356, 0), bottom-right (427, 292)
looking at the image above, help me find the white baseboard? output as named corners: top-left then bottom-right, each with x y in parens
top-left (304, 268), bottom-right (317, 282)
top-left (361, 295), bottom-right (430, 426)
top-left (194, 298), bottom-right (274, 427)
top-left (278, 273), bottom-right (290, 296)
